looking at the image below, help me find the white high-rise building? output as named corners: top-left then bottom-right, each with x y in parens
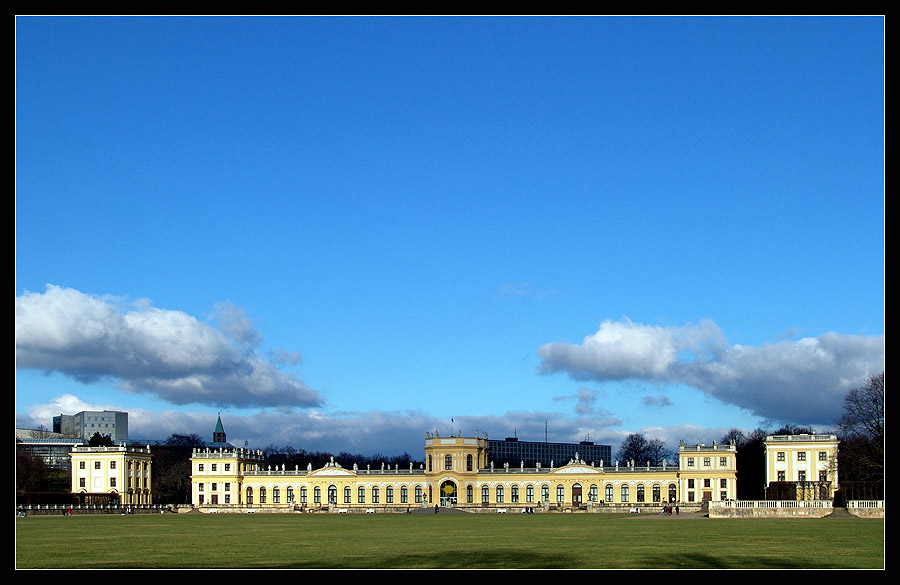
top-left (53, 410), bottom-right (128, 442)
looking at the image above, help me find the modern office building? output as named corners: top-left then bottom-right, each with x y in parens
top-left (53, 410), bottom-right (129, 442)
top-left (487, 436), bottom-right (612, 468)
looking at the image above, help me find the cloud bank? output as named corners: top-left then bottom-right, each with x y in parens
top-left (538, 317), bottom-right (884, 426)
top-left (15, 285), bottom-right (324, 408)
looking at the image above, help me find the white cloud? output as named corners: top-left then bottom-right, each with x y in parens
top-left (538, 317), bottom-right (884, 427)
top-left (15, 285), bottom-right (324, 408)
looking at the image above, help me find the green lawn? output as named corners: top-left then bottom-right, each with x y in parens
top-left (15, 512), bottom-right (884, 569)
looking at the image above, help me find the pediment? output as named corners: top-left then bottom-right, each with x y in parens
top-left (308, 467), bottom-right (357, 477)
top-left (550, 464), bottom-right (602, 475)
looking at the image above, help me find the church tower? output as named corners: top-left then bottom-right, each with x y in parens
top-left (213, 414), bottom-right (226, 444)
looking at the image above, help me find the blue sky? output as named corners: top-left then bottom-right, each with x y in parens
top-left (16, 16), bottom-right (884, 458)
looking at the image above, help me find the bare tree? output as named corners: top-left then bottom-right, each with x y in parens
top-left (836, 372), bottom-right (884, 482)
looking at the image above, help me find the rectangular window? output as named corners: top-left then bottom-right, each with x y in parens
top-left (819, 470), bottom-right (828, 482)
top-left (703, 457), bottom-right (711, 467)
top-left (94, 461), bottom-right (101, 469)
top-left (79, 478), bottom-right (85, 487)
top-left (777, 471), bottom-right (785, 481)
top-left (797, 452), bottom-right (807, 461)
top-left (198, 464), bottom-right (204, 471)
top-left (225, 463), bottom-right (231, 471)
top-left (199, 483), bottom-right (204, 491)
top-left (720, 491), bottom-right (727, 500)
top-left (211, 464), bottom-right (217, 471)
top-left (225, 483), bottom-right (230, 491)
top-left (79, 461), bottom-right (85, 469)
top-left (720, 457), bottom-right (727, 467)
top-left (798, 471), bottom-right (806, 481)
top-left (687, 458), bottom-right (694, 467)
top-left (688, 479), bottom-right (695, 489)
top-left (819, 451), bottom-right (827, 461)
top-left (720, 478), bottom-right (727, 489)
top-left (703, 479), bottom-right (711, 488)
top-left (777, 452), bottom-right (785, 461)
top-left (110, 461), bottom-right (116, 469)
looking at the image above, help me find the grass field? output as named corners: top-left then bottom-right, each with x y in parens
top-left (15, 512), bottom-right (884, 569)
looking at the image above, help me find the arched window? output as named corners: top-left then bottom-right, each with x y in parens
top-left (445, 454), bottom-right (453, 470)
top-left (605, 484), bottom-right (614, 502)
top-left (482, 485), bottom-right (490, 504)
top-left (415, 485), bottom-right (423, 503)
top-left (467, 454), bottom-right (473, 471)
top-left (541, 484), bottom-right (550, 502)
top-left (328, 485), bottom-right (337, 505)
top-left (637, 484), bottom-right (645, 503)
top-left (466, 484), bottom-right (474, 503)
top-left (556, 484), bottom-right (565, 503)
top-left (300, 486), bottom-right (307, 504)
top-left (387, 486), bottom-right (394, 504)
top-left (589, 484), bottom-right (598, 502)
top-left (259, 486), bottom-right (267, 504)
top-left (428, 455), bottom-right (432, 472)
top-left (287, 486), bottom-right (294, 503)
top-left (621, 484), bottom-right (629, 503)
top-left (344, 486), bottom-right (351, 504)
top-left (372, 486), bottom-right (380, 504)
top-left (272, 486), bottom-right (280, 504)
top-left (246, 486), bottom-right (253, 505)
top-left (313, 486), bottom-right (321, 504)
top-left (652, 484), bottom-right (661, 503)
top-left (358, 486), bottom-right (366, 503)
top-left (668, 484), bottom-right (677, 503)
top-left (511, 484), bottom-right (519, 503)
top-left (526, 484), bottom-right (535, 503)
top-left (496, 485), bottom-right (504, 503)
top-left (400, 486), bottom-right (408, 504)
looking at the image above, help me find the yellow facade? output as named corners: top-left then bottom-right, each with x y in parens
top-left (764, 434), bottom-right (839, 499)
top-left (190, 435), bottom-right (738, 511)
top-left (69, 445), bottom-right (153, 505)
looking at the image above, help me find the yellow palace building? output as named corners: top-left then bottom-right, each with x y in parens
top-left (190, 432), bottom-right (737, 512)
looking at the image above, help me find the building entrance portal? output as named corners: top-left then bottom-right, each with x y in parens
top-left (440, 480), bottom-right (458, 507)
